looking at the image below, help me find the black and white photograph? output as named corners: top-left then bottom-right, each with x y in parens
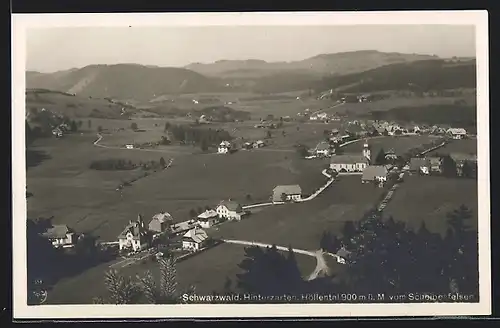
top-left (12, 11), bottom-right (490, 319)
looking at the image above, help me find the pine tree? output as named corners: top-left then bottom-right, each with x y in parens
top-left (159, 157), bottom-right (166, 167)
top-left (103, 269), bottom-right (140, 304)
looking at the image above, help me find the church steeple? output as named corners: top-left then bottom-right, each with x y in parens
top-left (362, 139), bottom-right (371, 163)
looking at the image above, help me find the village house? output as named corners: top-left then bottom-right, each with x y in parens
top-left (243, 142), bottom-right (254, 150)
top-left (428, 157), bottom-right (443, 174)
top-left (218, 141), bottom-right (232, 154)
top-left (197, 209), bottom-right (219, 228)
top-left (182, 227), bottom-right (210, 252)
top-left (315, 141), bottom-right (332, 157)
top-left (118, 215), bottom-right (150, 252)
top-left (216, 200), bottom-right (246, 221)
top-left (330, 154), bottom-right (370, 172)
top-left (447, 128), bottom-right (467, 140)
top-left (409, 158), bottom-right (430, 175)
top-left (52, 127), bottom-right (63, 138)
top-left (361, 165), bottom-right (388, 185)
top-left (272, 184), bottom-right (302, 203)
top-left (41, 224), bottom-right (76, 248)
top-left (148, 212), bottom-right (173, 234)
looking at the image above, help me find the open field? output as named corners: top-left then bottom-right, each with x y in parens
top-left (208, 175), bottom-right (385, 251)
top-left (327, 96), bottom-right (473, 117)
top-left (427, 138), bottom-right (477, 156)
top-left (27, 133), bottom-right (326, 241)
top-left (383, 175), bottom-right (478, 234)
top-left (342, 135), bottom-right (442, 156)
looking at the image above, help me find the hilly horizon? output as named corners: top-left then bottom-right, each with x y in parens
top-left (26, 50), bottom-right (476, 102)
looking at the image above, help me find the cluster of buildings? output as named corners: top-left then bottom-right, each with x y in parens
top-left (328, 141), bottom-right (392, 187)
top-left (218, 139), bottom-right (266, 154)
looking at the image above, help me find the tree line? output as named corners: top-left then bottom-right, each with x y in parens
top-left (167, 124), bottom-right (232, 149)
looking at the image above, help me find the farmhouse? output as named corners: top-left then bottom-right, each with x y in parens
top-left (428, 157), bottom-right (443, 174)
top-left (218, 141), bottom-right (232, 154)
top-left (148, 212), bottom-right (173, 234)
top-left (254, 140), bottom-right (265, 148)
top-left (447, 128), bottom-right (467, 140)
top-left (125, 144), bottom-right (134, 149)
top-left (409, 158), bottom-right (430, 175)
top-left (216, 200), bottom-right (245, 221)
top-left (118, 215), bottom-right (150, 252)
top-left (182, 227), bottom-right (209, 252)
top-left (315, 142), bottom-right (332, 157)
top-left (197, 210), bottom-right (219, 228)
top-left (41, 224), bottom-right (76, 248)
top-left (272, 184), bottom-right (302, 203)
top-left (362, 165), bottom-right (388, 184)
top-left (52, 128), bottom-right (63, 138)
top-left (243, 142), bottom-right (254, 150)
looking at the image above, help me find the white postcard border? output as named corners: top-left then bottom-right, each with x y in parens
top-left (12, 10), bottom-right (490, 319)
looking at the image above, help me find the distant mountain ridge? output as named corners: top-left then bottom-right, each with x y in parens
top-left (26, 64), bottom-right (227, 101)
top-left (185, 50), bottom-right (439, 78)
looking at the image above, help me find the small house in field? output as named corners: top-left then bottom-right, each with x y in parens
top-left (41, 224), bottom-right (76, 248)
top-left (197, 210), bottom-right (219, 228)
top-left (447, 128), bottom-right (467, 140)
top-left (218, 141), bottom-right (231, 154)
top-left (118, 215), bottom-right (150, 252)
top-left (361, 165), bottom-right (388, 184)
top-left (148, 212), bottom-right (173, 234)
top-left (409, 158), bottom-right (430, 175)
top-left (182, 227), bottom-right (209, 251)
top-left (216, 200), bottom-right (245, 221)
top-left (272, 185), bottom-right (302, 203)
top-left (384, 149), bottom-right (398, 161)
top-left (125, 144), bottom-right (134, 149)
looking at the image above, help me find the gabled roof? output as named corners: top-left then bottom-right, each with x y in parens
top-left (151, 212), bottom-right (173, 223)
top-left (182, 228), bottom-right (209, 244)
top-left (218, 200), bottom-right (242, 212)
top-left (362, 165), bottom-right (388, 180)
top-left (42, 225), bottom-right (73, 239)
top-left (273, 184), bottom-right (302, 195)
top-left (330, 154), bottom-right (369, 164)
top-left (219, 141), bottom-right (231, 147)
top-left (197, 210), bottom-right (218, 220)
top-left (315, 142), bottom-right (330, 151)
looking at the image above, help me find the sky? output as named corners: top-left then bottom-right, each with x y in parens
top-left (26, 25), bottom-right (476, 73)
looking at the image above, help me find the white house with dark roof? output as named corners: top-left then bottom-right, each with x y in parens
top-left (182, 227), bottom-right (209, 251)
top-left (361, 165), bottom-right (388, 184)
top-left (118, 214), bottom-right (150, 252)
top-left (216, 200), bottom-right (245, 221)
top-left (218, 141), bottom-right (232, 154)
top-left (148, 212), bottom-right (173, 234)
top-left (197, 209), bottom-right (219, 228)
top-left (41, 224), bottom-right (76, 248)
top-left (272, 185), bottom-right (302, 203)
